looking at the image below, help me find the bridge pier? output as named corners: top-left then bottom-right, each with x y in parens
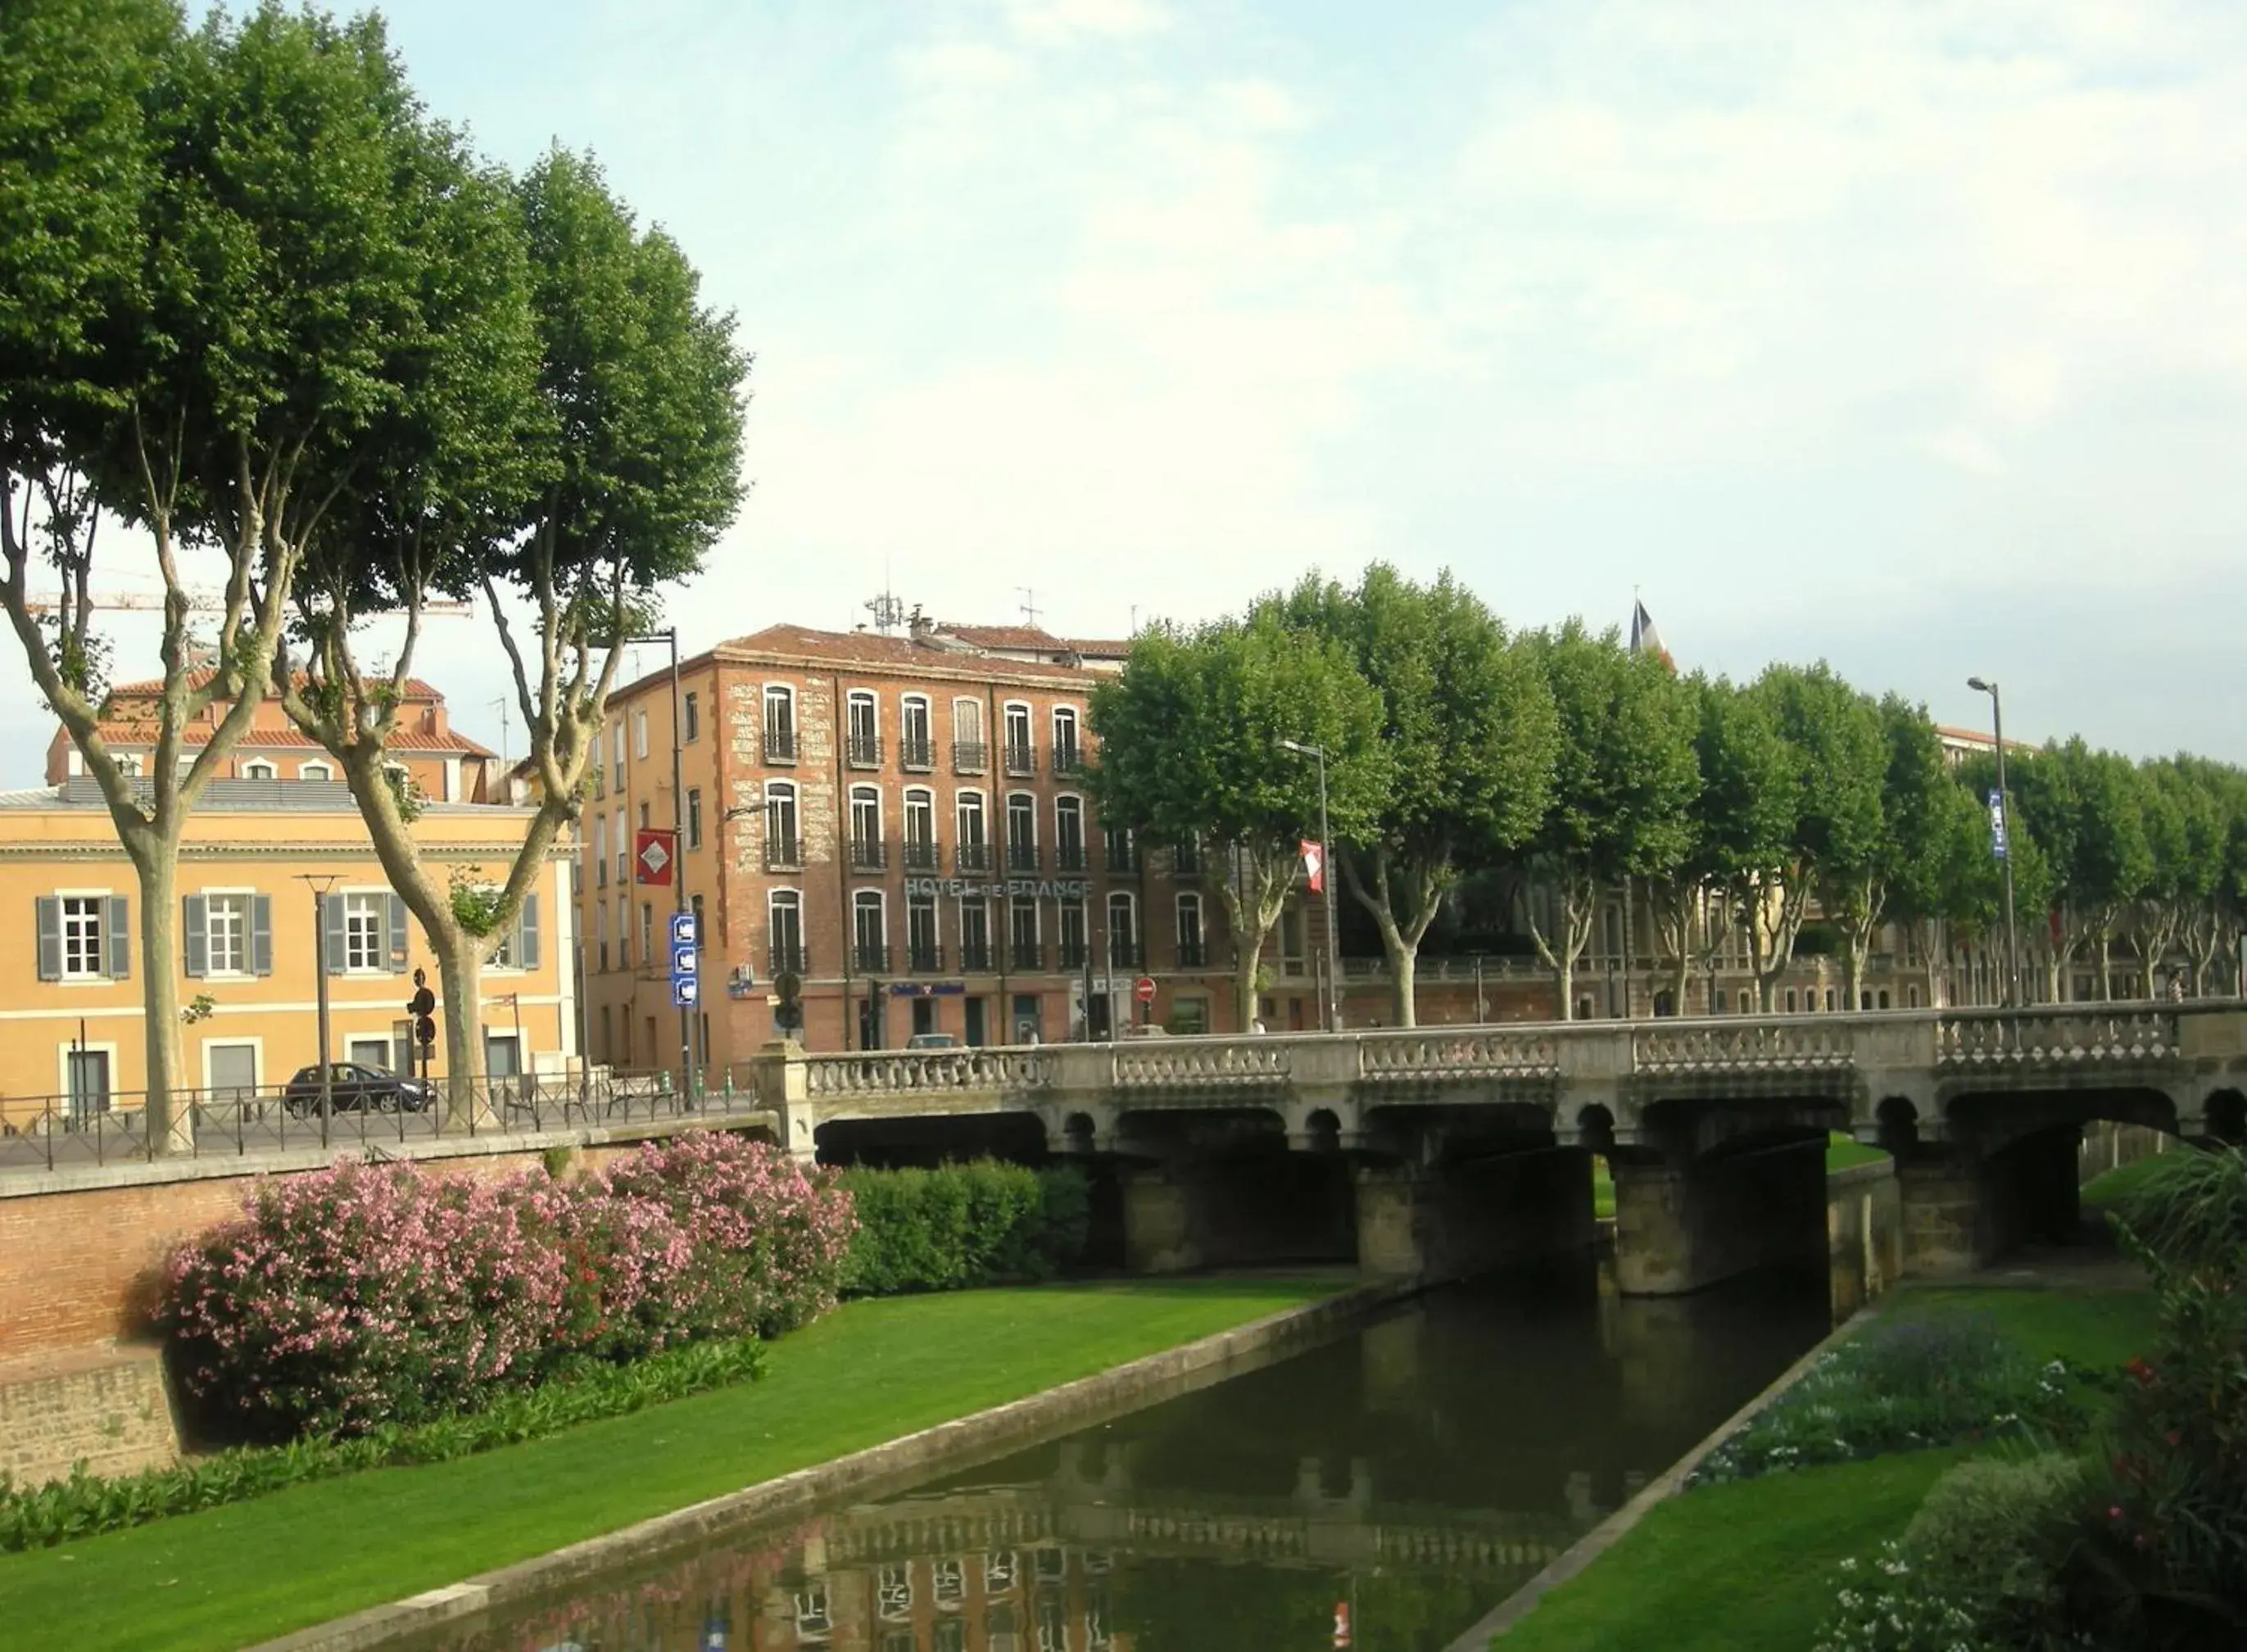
top-left (1354, 1149), bottom-right (1596, 1281)
top-left (1121, 1149), bottom-right (1357, 1274)
top-left (1610, 1138), bottom-right (1826, 1295)
top-left (1896, 1125), bottom-right (2082, 1278)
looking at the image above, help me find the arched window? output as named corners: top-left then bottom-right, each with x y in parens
top-left (1176, 890), bottom-right (1206, 967)
top-left (849, 785), bottom-right (884, 868)
top-left (852, 889), bottom-right (887, 971)
top-left (1108, 891), bottom-right (1139, 968)
top-left (900, 695), bottom-right (933, 769)
top-left (1051, 705), bottom-right (1082, 774)
top-left (242, 759), bottom-right (277, 781)
top-left (764, 781), bottom-right (800, 868)
top-left (1002, 702), bottom-right (1035, 774)
top-left (904, 786), bottom-right (936, 868)
top-left (1054, 794), bottom-right (1085, 871)
top-left (768, 889), bottom-right (804, 973)
top-left (951, 697), bottom-right (986, 772)
top-left (955, 790), bottom-right (989, 871)
top-left (845, 690), bottom-right (881, 767)
top-left (762, 684), bottom-right (797, 762)
top-left (1005, 791), bottom-right (1038, 871)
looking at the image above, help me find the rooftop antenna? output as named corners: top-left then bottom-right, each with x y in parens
top-left (863, 552), bottom-right (906, 635)
top-left (489, 697), bottom-right (510, 771)
top-left (1017, 587), bottom-right (1042, 629)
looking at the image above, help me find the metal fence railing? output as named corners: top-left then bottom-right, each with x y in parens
top-left (0, 1069), bottom-right (778, 1176)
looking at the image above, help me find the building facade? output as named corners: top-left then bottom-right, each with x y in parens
top-left (0, 777), bottom-right (576, 1126)
top-left (580, 622), bottom-right (1347, 1068)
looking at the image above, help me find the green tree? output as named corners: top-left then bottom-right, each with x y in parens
top-left (1516, 622), bottom-right (1699, 1019)
top-left (1686, 673), bottom-right (1798, 1011)
top-left (1089, 613), bottom-right (1386, 1030)
top-left (1279, 566), bottom-right (1557, 1026)
top-left (0, 2), bottom-right (474, 1142)
top-left (1818, 693), bottom-right (1958, 1011)
top-left (279, 146), bottom-right (748, 1113)
top-left (2010, 740), bottom-right (2154, 999)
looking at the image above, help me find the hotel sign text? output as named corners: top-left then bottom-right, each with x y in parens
top-left (904, 877), bottom-right (1094, 900)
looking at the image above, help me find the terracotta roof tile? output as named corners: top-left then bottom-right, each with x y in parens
top-left (695, 623), bottom-right (1104, 685)
top-left (90, 722), bottom-right (495, 757)
top-left (108, 669), bottom-right (446, 699)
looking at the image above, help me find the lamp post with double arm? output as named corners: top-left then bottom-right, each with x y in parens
top-left (1966, 676), bottom-right (2021, 1007)
top-left (1279, 740), bottom-right (1340, 1033)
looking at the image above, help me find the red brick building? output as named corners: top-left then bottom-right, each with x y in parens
top-left (582, 620), bottom-right (1341, 1068)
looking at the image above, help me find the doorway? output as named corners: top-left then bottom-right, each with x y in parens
top-left (66, 1048), bottom-right (111, 1122)
top-left (911, 998), bottom-right (938, 1038)
top-left (964, 997), bottom-right (989, 1047)
top-left (1012, 993), bottom-right (1042, 1045)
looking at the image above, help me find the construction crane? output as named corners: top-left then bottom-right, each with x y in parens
top-left (20, 586), bottom-right (474, 618)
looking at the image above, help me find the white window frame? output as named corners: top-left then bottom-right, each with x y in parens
top-left (904, 785), bottom-right (935, 850)
top-left (1051, 704), bottom-right (1080, 755)
top-left (766, 780), bottom-right (800, 852)
top-left (203, 887), bottom-right (255, 978)
top-left (1176, 889), bottom-right (1205, 960)
top-left (632, 708), bottom-right (649, 761)
top-left (686, 786), bottom-right (703, 850)
top-left (951, 696), bottom-right (984, 745)
top-left (1003, 700), bottom-right (1033, 756)
top-left (1006, 790), bottom-right (1038, 848)
top-left (853, 889), bottom-right (887, 957)
top-left (342, 889), bottom-right (388, 974)
top-left (846, 689), bottom-right (880, 759)
top-left (768, 888), bottom-right (804, 965)
top-left (901, 694), bottom-right (933, 763)
top-left (242, 759), bottom-right (277, 781)
top-left (849, 783), bottom-right (883, 844)
top-left (955, 789), bottom-right (987, 844)
top-left (613, 719), bottom-right (627, 772)
top-left (682, 689), bottom-right (700, 744)
top-left (57, 890), bottom-right (111, 982)
top-left (1054, 794), bottom-right (1085, 857)
top-left (56, 1039), bottom-right (121, 1104)
top-left (297, 759), bottom-right (333, 781)
top-left (1108, 889), bottom-right (1139, 953)
top-left (201, 1036), bottom-right (264, 1097)
top-left (763, 682), bottom-right (797, 758)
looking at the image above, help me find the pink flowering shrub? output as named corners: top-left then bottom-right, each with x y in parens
top-left (157, 1134), bottom-right (854, 1439)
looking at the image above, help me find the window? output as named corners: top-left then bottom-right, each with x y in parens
top-left (765, 781), bottom-right (800, 867)
top-left (1173, 834), bottom-right (1202, 876)
top-left (207, 1042), bottom-right (257, 1102)
top-left (959, 898), bottom-right (993, 971)
top-left (1051, 706), bottom-right (1082, 773)
top-left (596, 902), bottom-right (609, 971)
top-left (853, 890), bottom-right (887, 971)
top-left (846, 690), bottom-right (881, 767)
top-left (769, 889), bottom-right (804, 972)
top-left (242, 759), bottom-right (276, 781)
top-left (489, 896), bottom-right (542, 971)
top-left (1103, 823), bottom-right (1138, 872)
top-left (638, 800), bottom-right (650, 831)
top-left (1009, 894), bottom-right (1040, 967)
top-left (1713, 987), bottom-right (1728, 1012)
top-left (686, 787), bottom-right (703, 850)
top-left (1058, 899), bottom-right (1088, 969)
top-left (640, 902), bottom-right (654, 964)
top-left (1785, 989), bottom-right (1799, 1012)
top-left (66, 1047), bottom-right (112, 1119)
top-left (205, 894), bottom-right (249, 975)
top-left (1055, 795), bottom-right (1086, 870)
top-left (952, 697), bottom-right (986, 771)
top-left (59, 896), bottom-right (112, 980)
top-left (594, 814), bottom-right (609, 885)
top-left (1176, 891), bottom-right (1206, 967)
top-left (908, 892), bottom-right (940, 970)
top-left (614, 808), bottom-right (627, 881)
top-left (1170, 998), bottom-right (1210, 1035)
top-left (343, 893), bottom-right (386, 972)
top-left (300, 760), bottom-right (334, 781)
top-left (617, 893), bottom-right (631, 966)
top-left (612, 719), bottom-right (627, 773)
top-left (901, 695), bottom-right (933, 768)
top-left (1108, 892), bottom-right (1139, 967)
top-left (904, 787), bottom-right (937, 868)
top-left (956, 790), bottom-right (990, 871)
top-left (632, 708), bottom-right (649, 761)
top-left (1908, 984), bottom-right (1922, 1009)
top-left (682, 690), bottom-right (700, 743)
top-left (598, 1005), bottom-right (611, 1061)
top-left (1006, 792), bottom-right (1039, 871)
top-left (849, 785), bottom-right (885, 869)
top-left (1003, 702), bottom-right (1035, 774)
top-left (763, 684), bottom-right (797, 761)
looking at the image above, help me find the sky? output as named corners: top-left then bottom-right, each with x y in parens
top-left (8, 0), bottom-right (2246, 776)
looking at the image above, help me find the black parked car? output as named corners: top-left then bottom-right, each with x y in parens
top-left (282, 1062), bottom-right (435, 1116)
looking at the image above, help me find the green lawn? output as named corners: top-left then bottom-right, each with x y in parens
top-left (2080, 1151), bottom-right (2177, 1211)
top-left (1592, 1134), bottom-right (1889, 1220)
top-left (1495, 1283), bottom-right (2153, 1649)
top-left (0, 1278), bottom-right (1342, 1652)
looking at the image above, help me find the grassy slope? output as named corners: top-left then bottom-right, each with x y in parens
top-left (1497, 1283), bottom-right (2154, 1650)
top-left (0, 1279), bottom-right (1339, 1652)
top-left (2080, 1152), bottom-right (2176, 1211)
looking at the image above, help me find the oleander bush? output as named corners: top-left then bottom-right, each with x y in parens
top-left (840, 1161), bottom-right (1091, 1296)
top-left (156, 1133), bottom-right (853, 1438)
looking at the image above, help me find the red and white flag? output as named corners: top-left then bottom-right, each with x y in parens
top-left (1301, 839), bottom-right (1325, 894)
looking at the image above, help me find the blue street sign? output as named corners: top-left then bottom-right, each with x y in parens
top-left (670, 911), bottom-right (699, 948)
top-left (1987, 788), bottom-right (2009, 861)
top-left (671, 943), bottom-right (699, 979)
top-left (671, 974), bottom-right (700, 1008)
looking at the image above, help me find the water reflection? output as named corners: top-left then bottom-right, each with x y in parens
top-left (419, 1256), bottom-right (1838, 1652)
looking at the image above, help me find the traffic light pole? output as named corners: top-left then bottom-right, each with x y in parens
top-left (664, 628), bottom-right (693, 1095)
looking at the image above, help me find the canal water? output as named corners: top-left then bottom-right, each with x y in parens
top-left (411, 1255), bottom-right (1845, 1652)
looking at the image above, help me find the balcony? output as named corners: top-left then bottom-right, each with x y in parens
top-left (953, 740), bottom-right (988, 774)
top-left (768, 942), bottom-right (808, 977)
top-left (849, 836), bottom-right (887, 872)
top-left (764, 727), bottom-right (797, 763)
top-left (764, 834), bottom-right (803, 871)
top-left (1108, 938), bottom-right (1145, 969)
top-left (1009, 939), bottom-right (1043, 970)
top-left (1052, 745), bottom-right (1085, 778)
top-left (1177, 939), bottom-right (1208, 968)
top-left (957, 842), bottom-right (994, 874)
top-left (854, 941), bottom-right (890, 973)
top-left (1173, 840), bottom-right (1202, 876)
top-left (846, 734), bottom-right (883, 769)
top-left (1057, 940), bottom-right (1089, 971)
top-left (958, 941), bottom-right (994, 972)
top-left (1054, 842), bottom-right (1088, 873)
top-left (903, 836), bottom-right (942, 872)
top-left (1006, 841), bottom-right (1042, 874)
top-left (899, 737), bottom-right (935, 772)
top-left (1003, 742), bottom-right (1039, 776)
top-left (906, 941), bottom-right (944, 973)
top-left (1105, 840), bottom-right (1141, 875)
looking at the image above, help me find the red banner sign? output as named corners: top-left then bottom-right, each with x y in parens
top-left (635, 827), bottom-right (677, 887)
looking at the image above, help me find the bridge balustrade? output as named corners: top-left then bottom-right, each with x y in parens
top-left (1936, 1006), bottom-right (2183, 1070)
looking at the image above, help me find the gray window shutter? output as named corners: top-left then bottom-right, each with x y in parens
top-left (324, 894), bottom-right (348, 975)
top-left (35, 897), bottom-right (61, 982)
top-left (519, 894), bottom-right (541, 971)
top-left (387, 893), bottom-right (409, 972)
top-left (106, 895), bottom-right (130, 980)
top-left (251, 895), bottom-right (274, 976)
top-left (183, 895), bottom-right (208, 978)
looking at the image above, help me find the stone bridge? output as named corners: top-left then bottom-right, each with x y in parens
top-left (746, 1004), bottom-right (2247, 1295)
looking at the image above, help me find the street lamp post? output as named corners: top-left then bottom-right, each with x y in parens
top-left (1279, 740), bottom-right (1341, 1034)
top-left (1966, 677), bottom-right (2021, 1007)
top-left (297, 875), bottom-right (341, 1144)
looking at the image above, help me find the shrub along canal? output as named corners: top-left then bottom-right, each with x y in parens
top-left (396, 1256), bottom-right (1842, 1652)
